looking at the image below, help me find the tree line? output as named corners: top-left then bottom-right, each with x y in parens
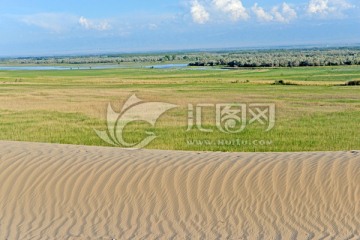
top-left (188, 48), bottom-right (360, 68)
top-left (1, 48), bottom-right (360, 68)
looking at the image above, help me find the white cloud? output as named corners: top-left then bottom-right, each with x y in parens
top-left (79, 16), bottom-right (111, 31)
top-left (307, 0), bottom-right (329, 14)
top-left (252, 3), bottom-right (273, 22)
top-left (252, 3), bottom-right (297, 23)
top-left (191, 0), bottom-right (210, 24)
top-left (20, 13), bottom-right (77, 33)
top-left (307, 0), bottom-right (354, 16)
top-left (272, 3), bottom-right (297, 23)
top-left (213, 0), bottom-right (249, 21)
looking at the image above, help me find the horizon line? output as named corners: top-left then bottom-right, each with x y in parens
top-left (1, 42), bottom-right (360, 59)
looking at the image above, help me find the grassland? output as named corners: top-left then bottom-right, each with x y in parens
top-left (0, 65), bottom-right (359, 151)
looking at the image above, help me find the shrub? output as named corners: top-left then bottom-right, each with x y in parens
top-left (345, 80), bottom-right (360, 86)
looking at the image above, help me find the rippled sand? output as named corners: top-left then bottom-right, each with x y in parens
top-left (0, 141), bottom-right (359, 239)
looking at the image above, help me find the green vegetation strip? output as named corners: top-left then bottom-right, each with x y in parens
top-left (0, 66), bottom-right (359, 152)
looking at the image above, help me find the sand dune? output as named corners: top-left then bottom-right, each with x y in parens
top-left (0, 141), bottom-right (359, 239)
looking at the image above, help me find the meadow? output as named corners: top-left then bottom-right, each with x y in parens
top-left (0, 65), bottom-right (359, 151)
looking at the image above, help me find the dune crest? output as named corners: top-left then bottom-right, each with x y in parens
top-left (0, 141), bottom-right (359, 239)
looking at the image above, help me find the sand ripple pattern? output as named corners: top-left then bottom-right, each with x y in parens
top-left (0, 141), bottom-right (359, 239)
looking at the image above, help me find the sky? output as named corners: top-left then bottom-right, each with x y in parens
top-left (0, 0), bottom-right (359, 56)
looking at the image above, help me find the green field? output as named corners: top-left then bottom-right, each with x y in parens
top-left (0, 65), bottom-right (359, 151)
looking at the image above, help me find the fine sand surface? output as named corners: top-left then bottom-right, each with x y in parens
top-left (0, 141), bottom-right (359, 239)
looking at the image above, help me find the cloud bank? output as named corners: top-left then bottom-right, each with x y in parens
top-left (189, 0), bottom-right (355, 24)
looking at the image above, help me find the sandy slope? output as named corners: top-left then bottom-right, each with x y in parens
top-left (0, 141), bottom-right (359, 239)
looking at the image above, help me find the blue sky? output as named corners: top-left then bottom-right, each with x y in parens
top-left (0, 0), bottom-right (359, 56)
